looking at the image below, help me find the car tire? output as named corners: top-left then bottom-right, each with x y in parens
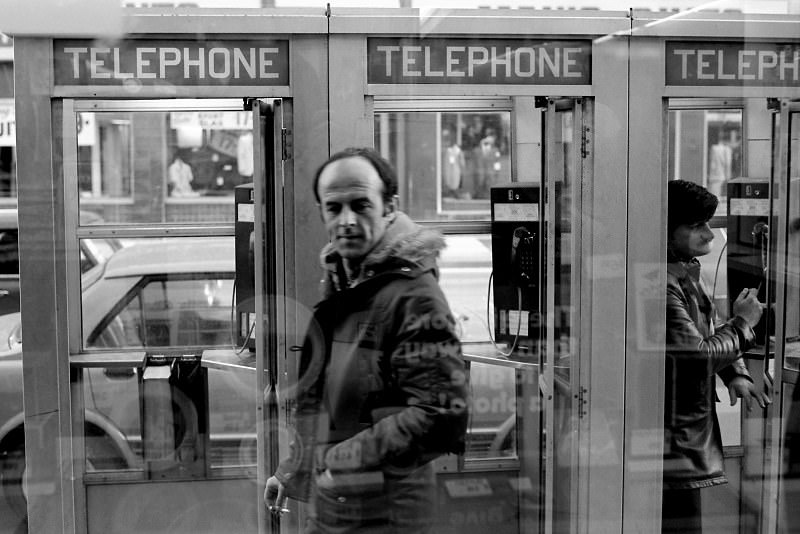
top-left (0, 423), bottom-right (129, 529)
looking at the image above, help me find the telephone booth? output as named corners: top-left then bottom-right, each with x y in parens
top-left (6, 11), bottom-right (331, 533)
top-left (627, 10), bottom-right (800, 533)
top-left (3, 6), bottom-right (800, 534)
top-left (325, 10), bottom-right (635, 534)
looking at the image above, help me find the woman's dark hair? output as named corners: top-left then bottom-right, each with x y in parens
top-left (667, 179), bottom-right (718, 234)
top-left (312, 147), bottom-right (398, 204)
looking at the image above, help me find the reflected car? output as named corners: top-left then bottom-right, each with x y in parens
top-left (0, 236), bottom-right (517, 523)
top-left (0, 238), bottom-right (250, 523)
top-left (0, 209), bottom-right (122, 316)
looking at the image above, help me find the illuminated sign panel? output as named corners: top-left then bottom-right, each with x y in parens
top-left (53, 40), bottom-right (289, 86)
top-left (666, 41), bottom-right (800, 86)
top-left (368, 38), bottom-right (591, 85)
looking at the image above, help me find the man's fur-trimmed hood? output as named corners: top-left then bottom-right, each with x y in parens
top-left (320, 212), bottom-right (446, 292)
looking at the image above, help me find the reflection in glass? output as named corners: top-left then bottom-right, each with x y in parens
top-left (549, 107), bottom-right (577, 530)
top-left (668, 108), bottom-right (744, 218)
top-left (80, 237), bottom-right (235, 350)
top-left (439, 234), bottom-right (493, 344)
top-left (81, 363), bottom-right (257, 473)
top-left (466, 362), bottom-right (518, 459)
top-left (76, 105), bottom-right (254, 224)
top-left (375, 110), bottom-right (511, 221)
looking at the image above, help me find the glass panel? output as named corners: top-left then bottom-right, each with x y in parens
top-left (76, 103), bottom-right (254, 224)
top-left (0, 97), bottom-right (17, 198)
top-left (82, 364), bottom-right (257, 473)
top-left (669, 109), bottom-right (743, 218)
top-left (0, 227), bottom-right (18, 275)
top-left (466, 362), bottom-right (517, 459)
top-left (550, 105), bottom-right (577, 530)
top-left (82, 366), bottom-right (143, 472)
top-left (782, 112), bottom-right (800, 373)
top-left (439, 234), bottom-right (492, 344)
top-left (80, 236), bottom-right (235, 350)
top-left (778, 112), bottom-right (800, 533)
top-left (375, 110), bottom-right (512, 221)
top-left (78, 235), bottom-right (256, 472)
top-left (780, 380), bottom-right (800, 532)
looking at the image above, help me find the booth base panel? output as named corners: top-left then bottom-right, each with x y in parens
top-left (86, 478), bottom-right (259, 534)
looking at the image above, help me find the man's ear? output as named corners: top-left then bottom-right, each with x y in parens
top-left (384, 194), bottom-right (399, 216)
top-left (317, 203), bottom-right (325, 223)
top-left (383, 199), bottom-right (396, 217)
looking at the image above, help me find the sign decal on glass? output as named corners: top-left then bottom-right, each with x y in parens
top-left (54, 39), bottom-right (289, 86)
top-left (368, 38), bottom-right (591, 85)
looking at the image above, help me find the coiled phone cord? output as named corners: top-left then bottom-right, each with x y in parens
top-left (485, 270), bottom-right (523, 357)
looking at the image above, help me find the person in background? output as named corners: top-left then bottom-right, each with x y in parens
top-left (663, 179), bottom-right (771, 533)
top-left (168, 148), bottom-right (198, 197)
top-left (265, 147), bottom-right (469, 533)
top-left (442, 128), bottom-right (465, 199)
top-left (707, 130), bottom-right (732, 198)
top-left (472, 127), bottom-right (501, 199)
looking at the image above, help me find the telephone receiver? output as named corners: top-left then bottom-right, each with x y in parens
top-left (511, 226), bottom-right (535, 287)
top-left (752, 221), bottom-right (769, 299)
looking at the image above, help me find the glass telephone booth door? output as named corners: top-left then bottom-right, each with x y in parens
top-left (47, 97), bottom-right (285, 534)
top-left (372, 96), bottom-right (593, 534)
top-left (763, 99), bottom-right (800, 533)
top-left (539, 97), bottom-right (591, 534)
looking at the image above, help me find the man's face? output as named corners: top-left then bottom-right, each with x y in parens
top-left (317, 156), bottom-right (390, 265)
top-left (670, 221), bottom-right (714, 258)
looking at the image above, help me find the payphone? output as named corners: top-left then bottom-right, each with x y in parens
top-left (490, 183), bottom-right (543, 353)
top-left (727, 177), bottom-right (773, 346)
top-left (234, 183), bottom-right (256, 351)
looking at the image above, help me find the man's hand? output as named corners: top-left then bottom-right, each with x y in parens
top-left (264, 476), bottom-right (288, 515)
top-left (315, 469), bottom-right (335, 490)
top-left (728, 375), bottom-right (771, 410)
top-left (732, 287), bottom-right (763, 328)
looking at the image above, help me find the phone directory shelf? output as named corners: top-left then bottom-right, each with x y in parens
top-left (202, 348), bottom-right (257, 373)
top-left (463, 351), bottom-right (540, 371)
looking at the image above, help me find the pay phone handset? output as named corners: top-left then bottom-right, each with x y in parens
top-left (752, 221), bottom-right (769, 300)
top-left (511, 226), bottom-right (537, 288)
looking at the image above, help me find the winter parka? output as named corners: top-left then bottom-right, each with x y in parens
top-left (274, 212), bottom-right (469, 531)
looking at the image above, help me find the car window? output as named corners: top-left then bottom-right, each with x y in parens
top-left (79, 237), bottom-right (121, 274)
top-left (0, 229), bottom-right (18, 275)
top-left (88, 275), bottom-right (234, 348)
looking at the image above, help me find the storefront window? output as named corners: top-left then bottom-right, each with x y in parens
top-left (669, 108), bottom-right (744, 217)
top-left (75, 103), bottom-right (253, 224)
top-left (375, 110), bottom-right (512, 221)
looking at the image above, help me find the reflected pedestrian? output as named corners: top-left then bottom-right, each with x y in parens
top-left (265, 147), bottom-right (469, 533)
top-left (663, 179), bottom-right (770, 533)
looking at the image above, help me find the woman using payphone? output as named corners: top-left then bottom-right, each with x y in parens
top-left (663, 180), bottom-right (769, 533)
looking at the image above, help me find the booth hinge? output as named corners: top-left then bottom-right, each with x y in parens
top-left (580, 126), bottom-right (591, 159)
top-left (577, 386), bottom-right (589, 418)
top-left (281, 128), bottom-right (292, 161)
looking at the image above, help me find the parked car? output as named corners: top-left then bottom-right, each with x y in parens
top-left (0, 209), bottom-right (122, 316)
top-left (0, 236), bottom-right (516, 525)
top-left (0, 238), bottom-right (249, 523)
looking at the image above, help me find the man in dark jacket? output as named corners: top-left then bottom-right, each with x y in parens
top-left (663, 179), bottom-right (770, 533)
top-left (265, 147), bottom-right (468, 533)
